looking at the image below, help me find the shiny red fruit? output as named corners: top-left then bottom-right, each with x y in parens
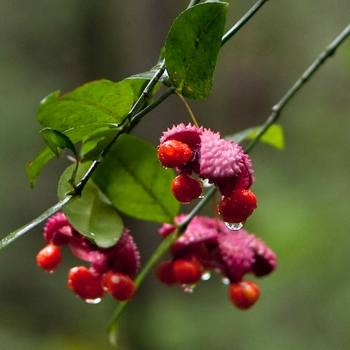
top-left (67, 266), bottom-right (104, 300)
top-left (36, 244), bottom-right (62, 272)
top-left (155, 261), bottom-right (178, 286)
top-left (172, 259), bottom-right (202, 284)
top-left (157, 140), bottom-right (193, 168)
top-left (217, 189), bottom-right (257, 223)
top-left (228, 280), bottom-right (260, 310)
top-left (103, 272), bottom-right (136, 301)
top-left (171, 174), bottom-right (203, 203)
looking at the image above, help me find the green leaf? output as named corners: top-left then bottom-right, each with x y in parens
top-left (26, 148), bottom-right (56, 187)
top-left (124, 75), bottom-right (162, 102)
top-left (226, 125), bottom-right (285, 150)
top-left (26, 123), bottom-right (121, 187)
top-left (40, 128), bottom-right (77, 158)
top-left (164, 2), bottom-right (228, 100)
top-left (93, 134), bottom-right (180, 223)
top-left (58, 164), bottom-right (124, 248)
top-left (37, 80), bottom-right (134, 130)
top-left (82, 128), bottom-right (120, 162)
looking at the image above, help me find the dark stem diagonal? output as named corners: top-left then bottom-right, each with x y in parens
top-left (108, 186), bottom-right (216, 344)
top-left (107, 23), bottom-right (350, 341)
top-left (127, 87), bottom-right (176, 131)
top-left (128, 61), bottom-right (167, 119)
top-left (245, 23), bottom-right (350, 153)
top-left (0, 64), bottom-right (172, 250)
top-left (221, 0), bottom-right (269, 46)
top-left (0, 195), bottom-right (74, 250)
top-left (0, 0), bottom-right (269, 251)
top-left (74, 61), bottom-right (168, 195)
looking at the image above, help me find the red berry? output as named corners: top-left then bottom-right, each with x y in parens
top-left (217, 189), bottom-right (257, 223)
top-left (103, 272), bottom-right (136, 301)
top-left (157, 140), bottom-right (193, 168)
top-left (228, 280), bottom-right (260, 310)
top-left (155, 261), bottom-right (178, 286)
top-left (36, 244), bottom-right (62, 272)
top-left (171, 174), bottom-right (203, 203)
top-left (172, 259), bottom-right (202, 284)
top-left (67, 266), bottom-right (104, 300)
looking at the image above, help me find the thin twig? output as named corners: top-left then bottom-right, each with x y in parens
top-left (245, 23), bottom-right (350, 153)
top-left (0, 61), bottom-right (171, 249)
top-left (108, 24), bottom-right (350, 338)
top-left (128, 60), bottom-right (166, 118)
top-left (176, 92), bottom-right (199, 127)
top-left (74, 61), bottom-right (168, 195)
top-left (128, 87), bottom-right (176, 129)
top-left (0, 195), bottom-right (75, 250)
top-left (221, 0), bottom-right (269, 46)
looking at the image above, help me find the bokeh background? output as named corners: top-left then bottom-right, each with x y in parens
top-left (1, 0), bottom-right (350, 349)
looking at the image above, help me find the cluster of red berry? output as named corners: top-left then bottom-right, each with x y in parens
top-left (157, 124), bottom-right (257, 225)
top-left (36, 213), bottom-right (139, 303)
top-left (155, 215), bottom-right (276, 310)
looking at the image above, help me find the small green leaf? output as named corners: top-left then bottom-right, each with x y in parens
top-left (93, 134), bottom-right (180, 223)
top-left (26, 147), bottom-right (56, 187)
top-left (58, 164), bottom-right (124, 248)
top-left (165, 2), bottom-right (228, 100)
top-left (40, 128), bottom-right (77, 158)
top-left (82, 128), bottom-right (120, 162)
top-left (37, 80), bottom-right (134, 130)
top-left (226, 125), bottom-right (285, 150)
top-left (26, 123), bottom-right (120, 187)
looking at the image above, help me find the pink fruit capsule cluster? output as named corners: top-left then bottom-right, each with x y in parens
top-left (156, 215), bottom-right (276, 310)
top-left (36, 212), bottom-right (139, 303)
top-left (157, 124), bottom-right (257, 224)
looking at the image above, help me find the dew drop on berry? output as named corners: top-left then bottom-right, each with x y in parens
top-left (224, 221), bottom-right (244, 231)
top-left (85, 298), bottom-right (102, 305)
top-left (201, 272), bottom-right (211, 281)
top-left (221, 277), bottom-right (230, 285)
top-left (181, 283), bottom-right (195, 293)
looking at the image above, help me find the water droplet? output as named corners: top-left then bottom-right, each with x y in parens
top-left (224, 221), bottom-right (244, 231)
top-left (221, 277), bottom-right (230, 285)
top-left (162, 166), bottom-right (168, 170)
top-left (181, 284), bottom-right (195, 293)
top-left (202, 179), bottom-right (212, 188)
top-left (201, 272), bottom-right (211, 281)
top-left (85, 298), bottom-right (102, 305)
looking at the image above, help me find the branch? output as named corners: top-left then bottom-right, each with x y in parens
top-left (0, 61), bottom-right (173, 251)
top-left (127, 87), bottom-right (176, 129)
top-left (108, 24), bottom-right (350, 338)
top-left (128, 60), bottom-right (166, 118)
top-left (245, 23), bottom-right (350, 153)
top-left (0, 195), bottom-right (75, 250)
top-left (221, 0), bottom-right (269, 46)
top-left (108, 185), bottom-right (216, 342)
top-left (74, 61), bottom-right (169, 195)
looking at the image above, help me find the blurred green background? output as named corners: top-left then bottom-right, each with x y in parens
top-left (1, 0), bottom-right (350, 349)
